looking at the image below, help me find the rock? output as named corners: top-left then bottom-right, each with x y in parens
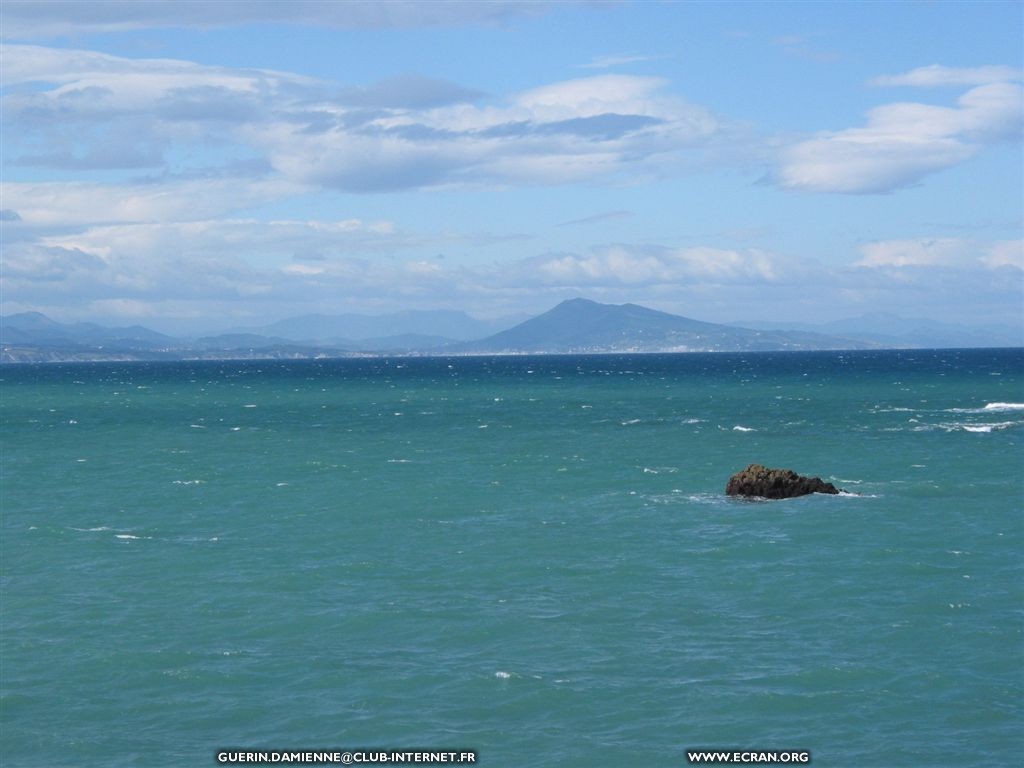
top-left (726, 464), bottom-right (842, 499)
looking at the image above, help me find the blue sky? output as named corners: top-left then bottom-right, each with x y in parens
top-left (2, 0), bottom-right (1022, 333)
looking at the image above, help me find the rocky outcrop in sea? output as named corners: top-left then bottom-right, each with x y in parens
top-left (726, 464), bottom-right (842, 499)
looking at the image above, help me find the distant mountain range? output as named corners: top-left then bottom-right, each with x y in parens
top-left (451, 298), bottom-right (874, 354)
top-left (2, 299), bottom-right (1020, 363)
top-left (734, 312), bottom-right (1023, 350)
top-left (231, 309), bottom-right (523, 343)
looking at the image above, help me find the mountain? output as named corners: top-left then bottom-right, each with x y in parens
top-left (1, 312), bottom-right (175, 349)
top-left (451, 298), bottom-right (876, 354)
top-left (736, 313), bottom-right (1023, 349)
top-left (191, 333), bottom-right (340, 351)
top-left (237, 309), bottom-right (523, 343)
top-left (5, 302), bottom-right (1017, 363)
top-left (353, 333), bottom-right (455, 352)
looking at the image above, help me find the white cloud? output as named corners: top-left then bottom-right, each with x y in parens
top-left (0, 44), bottom-right (306, 90)
top-left (982, 240), bottom-right (1024, 270)
top-left (513, 244), bottom-right (780, 287)
top-left (871, 65), bottom-right (1024, 88)
top-left (1, 224), bottom-right (782, 316)
top-left (5, 230), bottom-right (1019, 330)
top-left (3, 45), bottom-right (723, 193)
top-left (1, 178), bottom-right (303, 227)
top-left (249, 74), bottom-right (719, 191)
top-left (777, 76), bottom-right (1024, 193)
top-left (2, 242), bottom-right (271, 301)
top-left (857, 237), bottom-right (1024, 271)
top-left (857, 238), bottom-right (968, 268)
top-left (36, 218), bottom-right (400, 262)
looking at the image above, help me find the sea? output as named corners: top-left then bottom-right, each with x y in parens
top-left (2, 349), bottom-right (1022, 768)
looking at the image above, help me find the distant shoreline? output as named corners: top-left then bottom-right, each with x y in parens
top-left (4, 345), bottom-right (1022, 365)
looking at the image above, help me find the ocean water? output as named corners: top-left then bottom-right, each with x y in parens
top-left (2, 349), bottom-right (1022, 767)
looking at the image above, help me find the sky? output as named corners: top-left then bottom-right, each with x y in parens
top-left (1, 0), bottom-right (1022, 334)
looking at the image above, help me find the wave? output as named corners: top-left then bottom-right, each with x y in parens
top-left (732, 425), bottom-right (756, 432)
top-left (962, 422), bottom-right (1017, 433)
top-left (891, 420), bottom-right (1019, 433)
top-left (945, 402), bottom-right (1024, 414)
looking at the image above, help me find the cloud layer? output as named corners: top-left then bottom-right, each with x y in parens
top-left (1, 1), bottom-right (555, 38)
top-left (3, 45), bottom-right (718, 194)
top-left (777, 67), bottom-right (1023, 193)
top-left (1, 35), bottom-right (1020, 328)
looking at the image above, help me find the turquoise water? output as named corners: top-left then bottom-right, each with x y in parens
top-left (2, 350), bottom-right (1022, 767)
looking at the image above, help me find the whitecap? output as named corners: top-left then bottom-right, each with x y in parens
top-left (621, 419), bottom-right (641, 425)
top-left (494, 671), bottom-right (512, 679)
top-left (243, 404), bottom-right (257, 408)
top-left (115, 534), bottom-right (143, 540)
top-left (387, 459), bottom-right (412, 463)
top-left (962, 422), bottom-right (1016, 433)
top-left (946, 402), bottom-right (1024, 414)
top-left (189, 424), bottom-right (206, 429)
top-left (733, 425), bottom-right (756, 432)
top-left (71, 526), bottom-right (111, 532)
top-left (681, 418), bottom-right (703, 424)
top-left (681, 493), bottom-right (728, 506)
